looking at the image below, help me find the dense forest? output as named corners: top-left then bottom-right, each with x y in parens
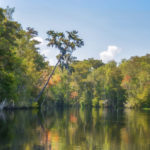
top-left (0, 7), bottom-right (150, 109)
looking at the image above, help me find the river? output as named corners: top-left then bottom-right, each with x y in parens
top-left (0, 108), bottom-right (150, 150)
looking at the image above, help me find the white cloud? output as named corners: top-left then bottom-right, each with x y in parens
top-left (99, 45), bottom-right (120, 63)
top-left (40, 48), bottom-right (59, 66)
top-left (48, 58), bottom-right (57, 66)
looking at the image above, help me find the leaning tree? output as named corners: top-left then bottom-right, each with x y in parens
top-left (35, 30), bottom-right (84, 105)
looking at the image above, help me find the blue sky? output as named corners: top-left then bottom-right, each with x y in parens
top-left (1, 0), bottom-right (150, 64)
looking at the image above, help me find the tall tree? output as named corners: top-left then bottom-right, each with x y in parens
top-left (35, 30), bottom-right (84, 105)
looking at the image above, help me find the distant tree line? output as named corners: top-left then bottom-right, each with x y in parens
top-left (46, 54), bottom-right (150, 108)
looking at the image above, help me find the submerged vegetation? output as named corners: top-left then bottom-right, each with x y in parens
top-left (0, 7), bottom-right (150, 109)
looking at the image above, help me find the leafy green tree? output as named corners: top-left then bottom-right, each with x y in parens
top-left (0, 7), bottom-right (48, 107)
top-left (0, 7), bottom-right (22, 102)
top-left (120, 55), bottom-right (150, 107)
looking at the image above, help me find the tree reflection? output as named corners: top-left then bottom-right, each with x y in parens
top-left (0, 108), bottom-right (150, 150)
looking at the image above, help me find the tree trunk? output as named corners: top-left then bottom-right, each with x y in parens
top-left (34, 57), bottom-right (61, 105)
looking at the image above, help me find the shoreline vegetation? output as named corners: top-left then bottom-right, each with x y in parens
top-left (0, 7), bottom-right (150, 110)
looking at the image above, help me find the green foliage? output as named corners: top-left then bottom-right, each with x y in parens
top-left (0, 7), bottom-right (48, 106)
top-left (47, 55), bottom-right (150, 108)
top-left (120, 55), bottom-right (150, 108)
top-left (0, 70), bottom-right (17, 101)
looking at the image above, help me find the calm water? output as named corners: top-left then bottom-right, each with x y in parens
top-left (0, 108), bottom-right (150, 150)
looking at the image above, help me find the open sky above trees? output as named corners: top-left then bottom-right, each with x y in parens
top-left (1, 0), bottom-right (150, 65)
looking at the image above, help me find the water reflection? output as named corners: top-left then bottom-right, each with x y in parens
top-left (0, 108), bottom-right (150, 150)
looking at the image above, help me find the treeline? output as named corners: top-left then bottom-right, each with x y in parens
top-left (47, 55), bottom-right (150, 108)
top-left (0, 7), bottom-right (50, 107)
top-left (0, 7), bottom-right (150, 108)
